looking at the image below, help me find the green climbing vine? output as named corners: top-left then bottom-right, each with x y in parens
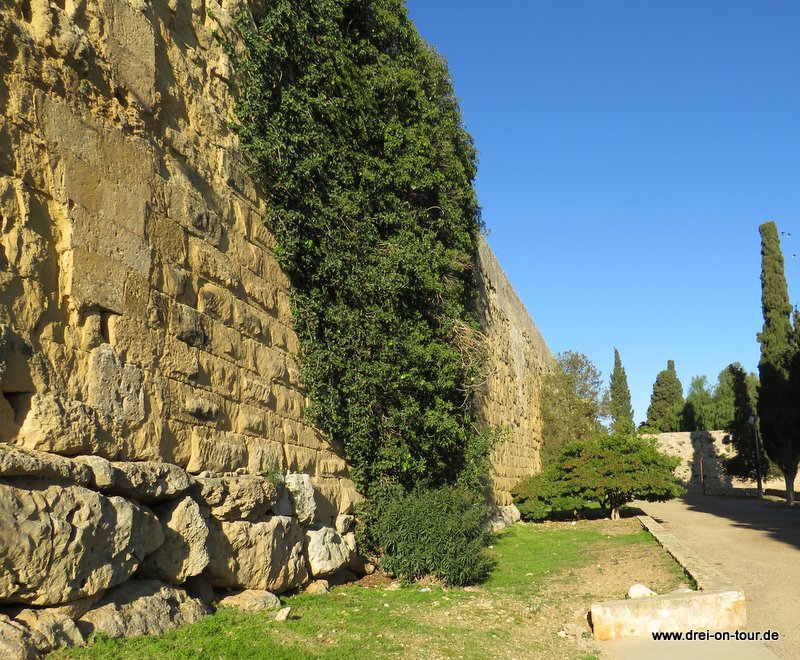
top-left (228, 0), bottom-right (491, 499)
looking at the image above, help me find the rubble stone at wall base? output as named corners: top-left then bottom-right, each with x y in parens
top-left (76, 579), bottom-right (210, 639)
top-left (0, 478), bottom-right (163, 606)
top-left (205, 516), bottom-right (309, 593)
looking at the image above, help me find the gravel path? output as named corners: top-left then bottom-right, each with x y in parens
top-left (640, 495), bottom-right (800, 659)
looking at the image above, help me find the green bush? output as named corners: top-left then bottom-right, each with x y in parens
top-left (367, 487), bottom-right (494, 586)
top-left (511, 471), bottom-right (587, 521)
top-left (514, 432), bottom-right (685, 521)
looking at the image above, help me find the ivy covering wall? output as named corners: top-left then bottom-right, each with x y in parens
top-left (229, 0), bottom-right (490, 499)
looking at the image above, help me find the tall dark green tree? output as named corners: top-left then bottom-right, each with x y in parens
top-left (710, 367), bottom-right (736, 431)
top-left (724, 363), bottom-right (767, 480)
top-left (609, 348), bottom-right (634, 434)
top-left (646, 360), bottom-right (685, 432)
top-left (757, 221), bottom-right (800, 504)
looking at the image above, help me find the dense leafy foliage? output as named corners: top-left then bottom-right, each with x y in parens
top-left (539, 351), bottom-right (606, 467)
top-left (646, 360), bottom-right (685, 432)
top-left (514, 433), bottom-right (684, 521)
top-left (367, 487), bottom-right (494, 585)
top-left (681, 375), bottom-right (715, 431)
top-left (757, 222), bottom-right (800, 503)
top-left (510, 470), bottom-right (588, 521)
top-left (609, 348), bottom-right (634, 434)
top-left (723, 363), bottom-right (773, 479)
top-left (680, 369), bottom-right (736, 432)
top-left (228, 1), bottom-right (489, 498)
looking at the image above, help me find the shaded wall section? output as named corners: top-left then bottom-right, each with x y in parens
top-left (475, 238), bottom-right (554, 505)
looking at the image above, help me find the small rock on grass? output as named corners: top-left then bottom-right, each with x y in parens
top-left (628, 584), bottom-right (657, 599)
top-left (217, 590), bottom-right (281, 611)
top-left (305, 580), bottom-right (329, 595)
top-left (275, 607), bottom-right (291, 622)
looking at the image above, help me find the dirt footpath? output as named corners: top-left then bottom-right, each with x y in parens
top-left (640, 495), bottom-right (800, 659)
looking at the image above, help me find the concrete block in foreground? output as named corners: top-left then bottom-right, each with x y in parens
top-left (591, 589), bottom-right (746, 641)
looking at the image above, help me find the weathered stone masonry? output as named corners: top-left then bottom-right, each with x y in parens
top-left (476, 239), bottom-right (553, 506)
top-left (0, 1), bottom-right (551, 655)
top-left (0, 0), bottom-right (358, 516)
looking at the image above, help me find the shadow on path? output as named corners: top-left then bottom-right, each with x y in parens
top-left (675, 493), bottom-right (800, 553)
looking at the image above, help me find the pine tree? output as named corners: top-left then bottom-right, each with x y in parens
top-left (646, 360), bottom-right (684, 432)
top-left (757, 221), bottom-right (800, 504)
top-left (609, 348), bottom-right (634, 434)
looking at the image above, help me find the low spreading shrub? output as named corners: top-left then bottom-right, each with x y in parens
top-left (365, 486), bottom-right (494, 586)
top-left (510, 471), bottom-right (587, 521)
top-left (513, 432), bottom-right (685, 521)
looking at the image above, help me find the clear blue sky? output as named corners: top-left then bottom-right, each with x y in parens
top-left (405, 0), bottom-right (800, 424)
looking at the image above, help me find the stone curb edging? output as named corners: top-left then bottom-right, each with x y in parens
top-left (636, 514), bottom-right (735, 592)
top-left (589, 513), bottom-right (747, 640)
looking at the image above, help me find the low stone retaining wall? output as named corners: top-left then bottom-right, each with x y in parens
top-left (590, 514), bottom-right (746, 640)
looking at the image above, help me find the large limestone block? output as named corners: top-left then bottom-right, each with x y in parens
top-left (15, 394), bottom-right (112, 458)
top-left (205, 516), bottom-right (308, 593)
top-left (25, 592), bottom-right (106, 621)
top-left (303, 524), bottom-right (352, 578)
top-left (12, 608), bottom-right (85, 652)
top-left (105, 460), bottom-right (192, 503)
top-left (85, 344), bottom-right (146, 430)
top-left (37, 94), bottom-right (153, 239)
top-left (311, 476), bottom-right (361, 523)
top-left (77, 579), bottom-right (209, 639)
top-left (0, 479), bottom-right (163, 605)
top-left (272, 473), bottom-right (316, 525)
top-left (139, 495), bottom-right (210, 584)
top-left (71, 455), bottom-right (115, 489)
top-left (0, 444), bottom-right (91, 486)
top-left (101, 0), bottom-right (157, 112)
top-left (74, 455), bottom-right (191, 502)
top-left (186, 429), bottom-right (247, 474)
top-left (193, 474), bottom-right (281, 521)
top-left (246, 440), bottom-right (287, 474)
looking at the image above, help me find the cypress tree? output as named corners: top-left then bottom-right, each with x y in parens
top-left (756, 221), bottom-right (800, 505)
top-left (609, 348), bottom-right (634, 434)
top-left (646, 360), bottom-right (684, 432)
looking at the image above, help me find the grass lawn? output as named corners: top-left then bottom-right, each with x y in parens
top-left (53, 517), bottom-right (690, 660)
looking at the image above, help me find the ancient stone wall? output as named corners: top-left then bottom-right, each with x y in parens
top-left (0, 0), bottom-right (358, 516)
top-left (0, 2), bottom-right (363, 655)
top-left (476, 238), bottom-right (554, 507)
top-left (0, 1), bottom-right (551, 654)
top-left (655, 431), bottom-right (799, 495)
